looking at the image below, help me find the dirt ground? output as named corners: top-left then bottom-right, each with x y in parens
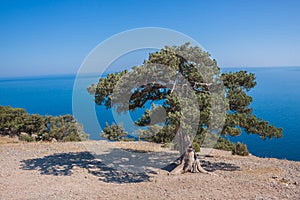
top-left (0, 138), bottom-right (299, 200)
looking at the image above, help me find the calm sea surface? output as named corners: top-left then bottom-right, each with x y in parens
top-left (0, 67), bottom-right (299, 161)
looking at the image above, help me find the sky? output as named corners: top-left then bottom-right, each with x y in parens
top-left (0, 0), bottom-right (300, 77)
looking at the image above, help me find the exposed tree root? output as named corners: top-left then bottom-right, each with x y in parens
top-left (169, 146), bottom-right (209, 175)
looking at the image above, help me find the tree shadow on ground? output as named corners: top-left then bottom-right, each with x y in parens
top-left (162, 159), bottom-right (240, 172)
top-left (20, 151), bottom-right (155, 183)
top-left (20, 148), bottom-right (240, 183)
top-left (200, 160), bottom-right (240, 172)
top-left (20, 148), bottom-right (179, 184)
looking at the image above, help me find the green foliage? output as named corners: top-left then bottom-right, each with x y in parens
top-left (214, 137), bottom-right (236, 151)
top-left (192, 142), bottom-right (201, 152)
top-left (221, 71), bottom-right (283, 139)
top-left (88, 71), bottom-right (128, 107)
top-left (139, 125), bottom-right (175, 143)
top-left (232, 142), bottom-right (249, 156)
top-left (19, 134), bottom-right (35, 142)
top-left (122, 137), bottom-right (135, 142)
top-left (101, 122), bottom-right (128, 141)
top-left (90, 43), bottom-right (282, 153)
top-left (0, 106), bottom-right (27, 136)
top-left (0, 105), bottom-right (88, 142)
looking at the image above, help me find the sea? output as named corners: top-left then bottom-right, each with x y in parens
top-left (0, 67), bottom-right (299, 161)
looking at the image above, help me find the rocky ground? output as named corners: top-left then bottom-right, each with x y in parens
top-left (0, 137), bottom-right (299, 199)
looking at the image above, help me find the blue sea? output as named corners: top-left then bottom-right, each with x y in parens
top-left (0, 67), bottom-right (299, 161)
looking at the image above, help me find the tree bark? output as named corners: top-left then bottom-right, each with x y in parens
top-left (175, 126), bottom-right (191, 155)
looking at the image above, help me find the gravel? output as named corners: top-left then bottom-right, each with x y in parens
top-left (0, 140), bottom-right (299, 200)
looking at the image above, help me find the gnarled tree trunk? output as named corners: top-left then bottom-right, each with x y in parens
top-left (169, 127), bottom-right (208, 174)
top-left (169, 145), bottom-right (208, 174)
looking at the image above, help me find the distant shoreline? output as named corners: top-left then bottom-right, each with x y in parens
top-left (1, 66), bottom-right (300, 80)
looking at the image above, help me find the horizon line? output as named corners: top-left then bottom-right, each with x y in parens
top-left (1, 65), bottom-right (300, 79)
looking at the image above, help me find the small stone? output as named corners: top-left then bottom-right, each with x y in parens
top-left (149, 177), bottom-right (154, 182)
top-left (272, 175), bottom-right (278, 179)
top-left (280, 178), bottom-right (289, 183)
top-left (20, 132), bottom-right (28, 136)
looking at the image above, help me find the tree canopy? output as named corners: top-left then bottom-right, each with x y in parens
top-left (88, 43), bottom-right (282, 154)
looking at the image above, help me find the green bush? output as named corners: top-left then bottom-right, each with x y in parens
top-left (232, 142), bottom-right (249, 156)
top-left (101, 122), bottom-right (128, 141)
top-left (214, 137), bottom-right (236, 151)
top-left (0, 105), bottom-right (88, 142)
top-left (19, 134), bottom-right (35, 142)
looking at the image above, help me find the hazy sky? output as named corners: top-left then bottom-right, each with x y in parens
top-left (1, 0), bottom-right (299, 77)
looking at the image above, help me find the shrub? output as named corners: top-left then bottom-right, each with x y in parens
top-left (0, 105), bottom-right (88, 142)
top-left (101, 123), bottom-right (128, 141)
top-left (63, 132), bottom-right (81, 142)
top-left (19, 134), bottom-right (35, 142)
top-left (214, 137), bottom-right (236, 151)
top-left (232, 142), bottom-right (249, 156)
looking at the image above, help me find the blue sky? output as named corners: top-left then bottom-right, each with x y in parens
top-left (1, 0), bottom-right (300, 77)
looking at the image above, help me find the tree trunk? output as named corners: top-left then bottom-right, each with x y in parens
top-left (170, 127), bottom-right (208, 174)
top-left (169, 146), bottom-right (208, 174)
top-left (175, 126), bottom-right (191, 155)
